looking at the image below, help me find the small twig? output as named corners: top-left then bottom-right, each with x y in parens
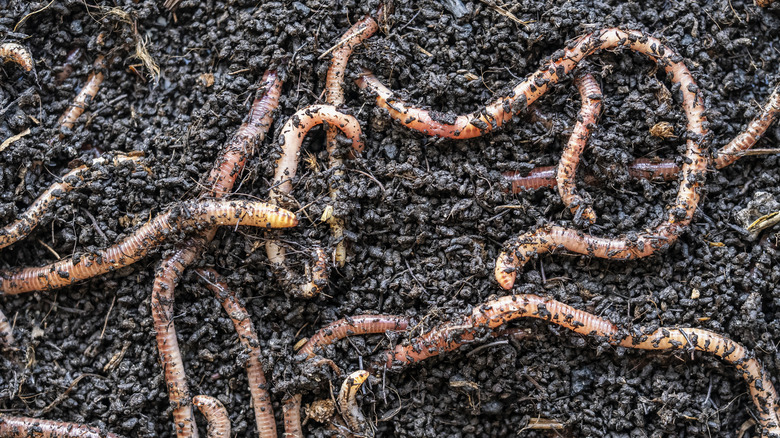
top-left (99, 295), bottom-right (116, 339)
top-left (33, 374), bottom-right (103, 416)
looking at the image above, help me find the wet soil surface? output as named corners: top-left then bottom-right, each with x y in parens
top-left (1, 0), bottom-right (780, 437)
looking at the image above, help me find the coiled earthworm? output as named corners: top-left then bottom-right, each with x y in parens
top-left (385, 294), bottom-right (780, 437)
top-left (0, 415), bottom-right (123, 437)
top-left (714, 85), bottom-right (780, 169)
top-left (556, 73), bottom-right (602, 223)
top-left (282, 394), bottom-right (304, 438)
top-left (0, 43), bottom-right (33, 72)
top-left (0, 154), bottom-right (146, 250)
top-left (58, 56), bottom-right (106, 132)
top-left (298, 314), bottom-right (410, 359)
top-left (325, 9), bottom-right (382, 267)
top-left (267, 104), bottom-right (363, 298)
top-left (0, 308), bottom-right (15, 351)
top-left (197, 268), bottom-right (277, 438)
top-left (193, 395), bottom-right (231, 438)
top-left (492, 28), bottom-right (708, 289)
top-left (338, 370), bottom-right (372, 438)
top-left (150, 70), bottom-right (283, 438)
top-left (502, 158), bottom-right (680, 193)
top-left (0, 200), bottom-right (297, 295)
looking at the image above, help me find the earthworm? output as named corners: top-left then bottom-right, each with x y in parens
top-left (193, 395), bottom-right (231, 438)
top-left (298, 314), bottom-right (410, 358)
top-left (0, 200), bottom-right (297, 295)
top-left (267, 104), bottom-right (363, 298)
top-left (502, 158), bottom-right (680, 193)
top-left (325, 10), bottom-right (381, 267)
top-left (282, 394), bottom-right (304, 438)
top-left (338, 370), bottom-right (372, 437)
top-left (492, 28), bottom-right (708, 289)
top-left (149, 70), bottom-right (283, 438)
top-left (556, 73), bottom-right (602, 223)
top-left (0, 43), bottom-right (33, 72)
top-left (55, 48), bottom-right (83, 85)
top-left (714, 85), bottom-right (780, 169)
top-left (197, 268), bottom-right (277, 438)
top-left (0, 154), bottom-right (145, 250)
top-left (0, 308), bottom-right (15, 350)
top-left (0, 415), bottom-right (123, 437)
top-left (58, 56), bottom-right (106, 132)
top-left (385, 294), bottom-right (780, 436)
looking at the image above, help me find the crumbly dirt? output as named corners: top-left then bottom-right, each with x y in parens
top-left (1, 0), bottom-right (780, 437)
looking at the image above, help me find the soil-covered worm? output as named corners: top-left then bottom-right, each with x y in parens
top-left (385, 294), bottom-right (780, 437)
top-left (556, 73), bottom-right (602, 224)
top-left (0, 200), bottom-right (297, 295)
top-left (338, 370), bottom-right (372, 437)
top-left (193, 395), bottom-right (231, 438)
top-left (58, 55), bottom-right (106, 132)
top-left (282, 394), bottom-right (304, 438)
top-left (490, 28), bottom-right (708, 289)
top-left (0, 415), bottom-right (123, 437)
top-left (714, 85), bottom-right (780, 169)
top-left (0, 308), bottom-right (15, 350)
top-left (324, 8), bottom-right (382, 267)
top-left (298, 314), bottom-right (410, 358)
top-left (0, 43), bottom-right (33, 72)
top-left (150, 70), bottom-right (283, 438)
top-left (54, 47), bottom-right (83, 85)
top-left (503, 158), bottom-right (681, 192)
top-left (267, 104), bottom-right (363, 298)
top-left (197, 268), bottom-right (277, 438)
top-left (0, 154), bottom-right (146, 250)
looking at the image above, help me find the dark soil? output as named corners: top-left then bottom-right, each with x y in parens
top-left (1, 0), bottom-right (780, 437)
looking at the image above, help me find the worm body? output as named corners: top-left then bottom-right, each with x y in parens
top-left (267, 104), bottom-right (363, 298)
top-left (492, 28), bottom-right (708, 290)
top-left (150, 70), bottom-right (283, 438)
top-left (193, 395), bottom-right (231, 438)
top-left (299, 314), bottom-right (410, 358)
top-left (385, 294), bottom-right (780, 436)
top-left (282, 394), bottom-right (304, 438)
top-left (0, 415), bottom-right (123, 437)
top-left (0, 200), bottom-right (297, 295)
top-left (714, 86), bottom-right (780, 169)
top-left (503, 158), bottom-right (680, 193)
top-left (198, 269), bottom-right (277, 438)
top-left (55, 48), bottom-right (83, 85)
top-left (0, 155), bottom-right (145, 250)
top-left (556, 73), bottom-right (602, 223)
top-left (325, 11), bottom-right (381, 267)
top-left (0, 43), bottom-right (33, 71)
top-left (338, 370), bottom-right (372, 437)
top-left (58, 56), bottom-right (106, 132)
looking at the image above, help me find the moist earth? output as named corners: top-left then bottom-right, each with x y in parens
top-left (1, 0), bottom-right (780, 437)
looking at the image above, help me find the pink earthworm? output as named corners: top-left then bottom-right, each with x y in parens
top-left (714, 85), bottom-right (780, 169)
top-left (0, 415), bottom-right (124, 437)
top-left (193, 395), bottom-right (231, 438)
top-left (282, 394), bottom-right (304, 438)
top-left (0, 43), bottom-right (33, 71)
top-left (298, 314), bottom-right (410, 358)
top-left (58, 56), bottom-right (106, 132)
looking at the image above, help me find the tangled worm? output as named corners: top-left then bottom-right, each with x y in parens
top-left (58, 55), bottom-right (106, 133)
top-left (282, 394), bottom-right (304, 438)
top-left (503, 157), bottom-right (680, 192)
top-left (385, 294), bottom-right (780, 437)
top-left (298, 314), bottom-right (410, 359)
top-left (0, 415), bottom-right (123, 437)
top-left (324, 8), bottom-right (383, 267)
top-left (555, 73), bottom-right (602, 223)
top-left (0, 200), bottom-right (297, 295)
top-left (714, 85), bottom-right (780, 169)
top-left (198, 269), bottom-right (277, 438)
top-left (193, 395), bottom-right (231, 438)
top-left (491, 28), bottom-right (707, 289)
top-left (150, 70), bottom-right (283, 438)
top-left (267, 104), bottom-right (363, 298)
top-left (0, 43), bottom-right (33, 72)
top-left (338, 370), bottom-right (372, 437)
top-left (0, 154), bottom-right (145, 250)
